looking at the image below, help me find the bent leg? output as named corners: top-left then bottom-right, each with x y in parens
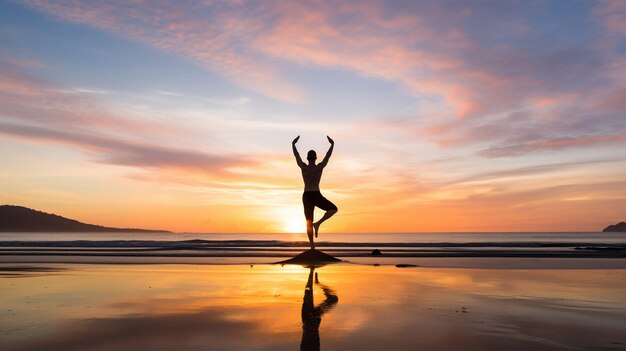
top-left (313, 209), bottom-right (337, 237)
top-left (313, 195), bottom-right (338, 237)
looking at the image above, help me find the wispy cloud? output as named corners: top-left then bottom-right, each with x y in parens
top-left (596, 0), bottom-right (626, 39)
top-left (21, 0), bottom-right (626, 157)
top-left (0, 61), bottom-right (173, 135)
top-left (14, 0), bottom-right (581, 117)
top-left (20, 0), bottom-right (305, 102)
top-left (0, 122), bottom-right (250, 176)
top-left (4, 1), bottom-right (626, 231)
top-left (255, 1), bottom-right (626, 156)
top-left (480, 133), bottom-right (626, 158)
top-left (0, 56), bottom-right (253, 177)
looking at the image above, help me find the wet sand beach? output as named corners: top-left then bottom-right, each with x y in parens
top-left (1, 262), bottom-right (625, 351)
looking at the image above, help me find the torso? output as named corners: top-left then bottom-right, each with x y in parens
top-left (301, 164), bottom-right (324, 192)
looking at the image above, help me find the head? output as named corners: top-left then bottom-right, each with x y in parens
top-left (307, 150), bottom-right (317, 163)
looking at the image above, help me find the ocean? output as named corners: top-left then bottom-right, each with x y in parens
top-left (1, 232), bottom-right (625, 264)
top-left (1, 231), bottom-right (625, 244)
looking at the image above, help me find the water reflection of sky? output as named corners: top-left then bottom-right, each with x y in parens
top-left (1, 264), bottom-right (625, 350)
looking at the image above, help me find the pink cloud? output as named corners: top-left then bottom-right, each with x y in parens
top-left (0, 121), bottom-right (252, 176)
top-left (480, 133), bottom-right (626, 158)
top-left (0, 56), bottom-right (254, 178)
top-left (252, 1), bottom-right (626, 156)
top-left (21, 0), bottom-right (305, 102)
top-left (253, 1), bottom-right (488, 117)
top-left (19, 0), bottom-right (541, 118)
top-left (416, 70), bottom-right (626, 156)
top-left (596, 0), bottom-right (626, 38)
top-left (15, 0), bottom-right (626, 158)
top-left (0, 64), bottom-right (159, 134)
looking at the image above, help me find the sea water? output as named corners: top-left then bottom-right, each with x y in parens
top-left (1, 231), bottom-right (625, 245)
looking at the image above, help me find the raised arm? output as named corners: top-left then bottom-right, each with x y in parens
top-left (319, 136), bottom-right (334, 167)
top-left (292, 135), bottom-right (305, 168)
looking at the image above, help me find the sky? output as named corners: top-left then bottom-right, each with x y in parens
top-left (1, 0), bottom-right (625, 233)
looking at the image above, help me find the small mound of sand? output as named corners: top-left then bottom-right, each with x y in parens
top-left (276, 249), bottom-right (342, 265)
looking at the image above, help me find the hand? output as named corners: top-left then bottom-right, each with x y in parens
top-left (327, 136), bottom-right (334, 144)
top-left (292, 135), bottom-right (300, 144)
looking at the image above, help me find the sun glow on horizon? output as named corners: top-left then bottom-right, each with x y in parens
top-left (275, 207), bottom-right (306, 233)
top-left (283, 218), bottom-right (305, 233)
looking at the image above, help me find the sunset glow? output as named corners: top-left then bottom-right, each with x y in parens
top-left (1, 1), bottom-right (626, 232)
top-left (282, 217), bottom-right (306, 234)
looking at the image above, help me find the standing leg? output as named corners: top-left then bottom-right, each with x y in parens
top-left (303, 193), bottom-right (315, 250)
top-left (306, 220), bottom-right (315, 250)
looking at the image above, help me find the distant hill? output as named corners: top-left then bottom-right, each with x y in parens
top-left (0, 205), bottom-right (170, 233)
top-left (602, 222), bottom-right (626, 232)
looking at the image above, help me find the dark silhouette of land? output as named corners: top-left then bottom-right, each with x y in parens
top-left (300, 266), bottom-right (338, 351)
top-left (292, 135), bottom-right (338, 250)
top-left (0, 205), bottom-right (170, 233)
top-left (603, 221), bottom-right (626, 232)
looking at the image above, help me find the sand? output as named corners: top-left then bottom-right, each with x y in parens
top-left (1, 261), bottom-right (626, 351)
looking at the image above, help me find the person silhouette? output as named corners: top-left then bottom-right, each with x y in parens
top-left (300, 266), bottom-right (338, 351)
top-left (292, 136), bottom-right (338, 250)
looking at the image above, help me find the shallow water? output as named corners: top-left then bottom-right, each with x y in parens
top-left (1, 263), bottom-right (625, 350)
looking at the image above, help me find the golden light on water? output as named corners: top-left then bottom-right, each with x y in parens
top-left (3, 264), bottom-right (625, 350)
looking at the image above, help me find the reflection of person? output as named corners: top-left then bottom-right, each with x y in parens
top-left (301, 267), bottom-right (338, 351)
top-left (292, 136), bottom-right (338, 250)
